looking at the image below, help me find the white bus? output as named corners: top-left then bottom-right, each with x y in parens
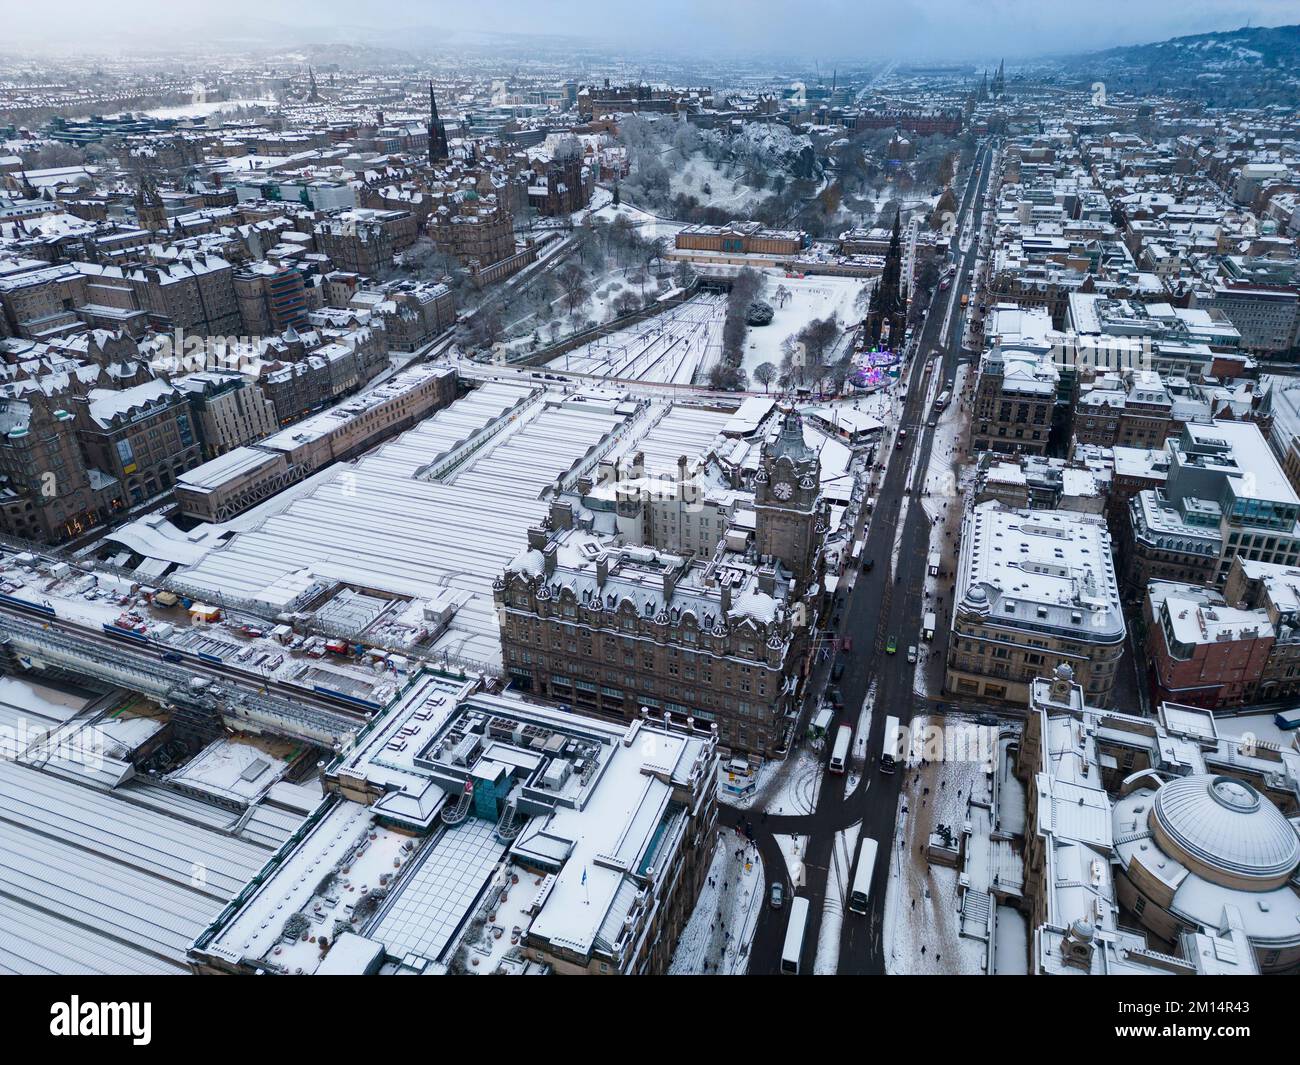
top-left (828, 723), bottom-right (852, 774)
top-left (848, 837), bottom-right (880, 914)
top-left (880, 715), bottom-right (901, 774)
top-left (781, 896), bottom-right (810, 974)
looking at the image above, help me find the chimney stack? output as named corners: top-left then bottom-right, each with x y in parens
top-left (551, 500), bottom-right (574, 530)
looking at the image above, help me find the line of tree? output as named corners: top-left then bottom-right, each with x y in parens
top-left (779, 312), bottom-right (848, 393)
top-left (708, 267), bottom-right (763, 390)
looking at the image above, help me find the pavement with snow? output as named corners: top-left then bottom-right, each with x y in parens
top-left (668, 830), bottom-right (764, 975)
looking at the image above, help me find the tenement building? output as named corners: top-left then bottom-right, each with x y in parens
top-left (969, 345), bottom-right (1059, 456)
top-left (0, 393), bottom-right (99, 541)
top-left (73, 379), bottom-right (202, 507)
top-left (947, 502), bottom-right (1125, 705)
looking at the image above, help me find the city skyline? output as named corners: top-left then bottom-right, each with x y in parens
top-left (3, 0), bottom-right (1298, 61)
top-left (0, 0), bottom-right (1298, 1022)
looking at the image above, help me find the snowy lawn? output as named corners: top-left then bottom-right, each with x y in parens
top-left (740, 273), bottom-right (869, 377)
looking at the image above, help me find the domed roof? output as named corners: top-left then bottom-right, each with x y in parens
top-left (1150, 774), bottom-right (1300, 888)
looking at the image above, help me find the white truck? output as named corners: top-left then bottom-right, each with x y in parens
top-left (922, 611), bottom-right (937, 640)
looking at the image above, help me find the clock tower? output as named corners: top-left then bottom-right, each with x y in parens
top-left (755, 407), bottom-right (823, 584)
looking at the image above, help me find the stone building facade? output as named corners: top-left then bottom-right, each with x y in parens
top-left (496, 409), bottom-right (829, 758)
top-left (0, 394), bottom-right (99, 542)
top-left (946, 502), bottom-right (1126, 705)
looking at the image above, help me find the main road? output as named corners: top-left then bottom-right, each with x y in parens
top-left (724, 138), bottom-right (997, 974)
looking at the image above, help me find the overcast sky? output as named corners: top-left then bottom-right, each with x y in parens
top-left (5, 0), bottom-right (1297, 61)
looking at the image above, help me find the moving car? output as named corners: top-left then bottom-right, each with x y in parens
top-left (770, 882), bottom-right (785, 909)
top-left (886, 635), bottom-right (898, 654)
top-left (907, 645), bottom-right (917, 663)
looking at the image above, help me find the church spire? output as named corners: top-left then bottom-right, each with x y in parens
top-left (428, 82), bottom-right (449, 164)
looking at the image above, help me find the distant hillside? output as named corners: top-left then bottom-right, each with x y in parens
top-left (1064, 24), bottom-right (1300, 105)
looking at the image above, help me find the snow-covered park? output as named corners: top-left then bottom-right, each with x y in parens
top-left (741, 272), bottom-right (870, 378)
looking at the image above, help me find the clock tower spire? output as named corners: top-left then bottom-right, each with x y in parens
top-left (754, 406), bottom-right (823, 584)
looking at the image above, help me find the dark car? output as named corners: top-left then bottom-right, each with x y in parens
top-left (832, 661), bottom-right (845, 682)
top-left (826, 686), bottom-right (843, 707)
top-left (863, 558), bottom-right (874, 572)
top-left (161, 651), bottom-right (183, 663)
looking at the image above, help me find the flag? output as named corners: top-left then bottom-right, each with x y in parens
top-left (581, 867), bottom-right (587, 886)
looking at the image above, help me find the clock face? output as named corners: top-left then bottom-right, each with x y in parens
top-left (772, 481), bottom-right (794, 500)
